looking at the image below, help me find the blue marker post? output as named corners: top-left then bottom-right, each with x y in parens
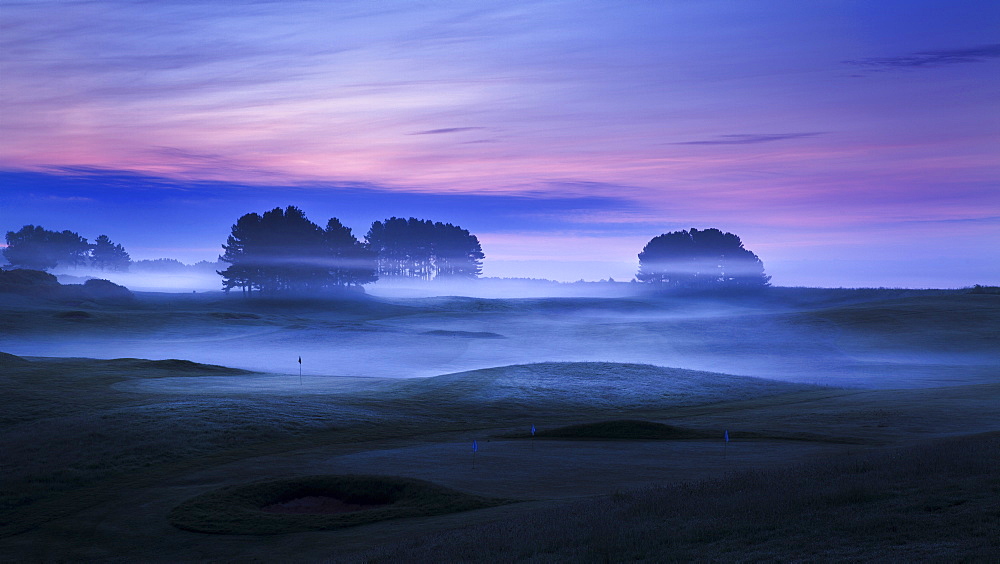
top-left (531, 424), bottom-right (536, 450)
top-left (472, 439), bottom-right (478, 469)
top-left (724, 429), bottom-right (730, 458)
top-left (298, 356), bottom-right (302, 385)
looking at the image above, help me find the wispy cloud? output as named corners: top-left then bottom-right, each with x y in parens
top-left (901, 215), bottom-right (1000, 225)
top-left (673, 133), bottom-right (824, 145)
top-left (408, 127), bottom-right (487, 135)
top-left (845, 44), bottom-right (1000, 69)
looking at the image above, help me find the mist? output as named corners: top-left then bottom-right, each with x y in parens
top-left (2, 283), bottom-right (994, 391)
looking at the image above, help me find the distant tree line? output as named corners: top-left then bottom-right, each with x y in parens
top-left (130, 258), bottom-right (223, 274)
top-left (4, 215), bottom-right (772, 294)
top-left (3, 226), bottom-right (131, 272)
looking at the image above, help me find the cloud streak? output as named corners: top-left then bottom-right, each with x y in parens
top-left (673, 133), bottom-right (825, 146)
top-left (408, 127), bottom-right (487, 135)
top-left (845, 44), bottom-right (1000, 69)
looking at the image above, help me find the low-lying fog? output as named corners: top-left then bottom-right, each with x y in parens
top-left (54, 269), bottom-right (641, 299)
top-left (3, 274), bottom-right (996, 391)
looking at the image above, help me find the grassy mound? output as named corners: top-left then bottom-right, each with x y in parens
top-left (110, 358), bottom-right (254, 374)
top-left (170, 475), bottom-right (511, 535)
top-left (207, 312), bottom-right (261, 319)
top-left (500, 420), bottom-right (867, 444)
top-left (420, 329), bottom-right (505, 339)
top-left (401, 362), bottom-right (820, 411)
top-left (504, 420), bottom-right (712, 440)
top-left (0, 351), bottom-right (28, 366)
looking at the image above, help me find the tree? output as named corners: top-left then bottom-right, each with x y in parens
top-left (637, 228), bottom-right (770, 290)
top-left (217, 206), bottom-right (377, 295)
top-left (219, 212), bottom-right (263, 295)
top-left (90, 235), bottom-right (131, 272)
top-left (323, 218), bottom-right (378, 286)
top-left (365, 217), bottom-right (484, 280)
top-left (433, 222), bottom-right (484, 278)
top-left (3, 225), bottom-right (90, 271)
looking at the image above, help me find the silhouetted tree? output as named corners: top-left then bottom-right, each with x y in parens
top-left (637, 228), bottom-right (770, 290)
top-left (433, 222), bottom-right (485, 278)
top-left (3, 225), bottom-right (90, 271)
top-left (90, 235), bottom-right (131, 272)
top-left (324, 218), bottom-right (378, 286)
top-left (365, 217), bottom-right (484, 280)
top-left (218, 206), bottom-right (376, 295)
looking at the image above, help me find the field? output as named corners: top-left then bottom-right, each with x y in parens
top-left (1, 285), bottom-right (998, 561)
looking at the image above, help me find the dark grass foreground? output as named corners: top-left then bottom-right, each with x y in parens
top-left (169, 475), bottom-right (512, 535)
top-left (351, 432), bottom-right (1000, 562)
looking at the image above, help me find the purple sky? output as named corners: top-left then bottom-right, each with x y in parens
top-left (2, 0), bottom-right (998, 286)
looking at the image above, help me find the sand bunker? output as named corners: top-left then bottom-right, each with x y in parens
top-left (169, 474), bottom-right (511, 534)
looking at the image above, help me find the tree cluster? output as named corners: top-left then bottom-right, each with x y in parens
top-left (218, 206), bottom-right (377, 295)
top-left (3, 225), bottom-right (131, 272)
top-left (5, 217), bottom-right (774, 295)
top-left (365, 217), bottom-right (484, 280)
top-left (637, 228), bottom-right (770, 290)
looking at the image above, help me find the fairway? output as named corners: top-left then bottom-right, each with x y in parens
top-left (1, 288), bottom-right (998, 561)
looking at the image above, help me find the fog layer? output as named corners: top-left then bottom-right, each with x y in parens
top-left (1, 286), bottom-right (995, 390)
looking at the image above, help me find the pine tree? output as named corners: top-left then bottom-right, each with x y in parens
top-left (365, 217), bottom-right (484, 280)
top-left (90, 235), bottom-right (131, 272)
top-left (218, 206), bottom-right (376, 295)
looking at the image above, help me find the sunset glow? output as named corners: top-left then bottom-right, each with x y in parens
top-left (2, 0), bottom-right (998, 286)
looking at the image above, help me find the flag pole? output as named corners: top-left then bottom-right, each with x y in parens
top-left (298, 356), bottom-right (302, 385)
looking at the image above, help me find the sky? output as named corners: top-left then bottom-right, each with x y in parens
top-left (1, 0), bottom-right (998, 287)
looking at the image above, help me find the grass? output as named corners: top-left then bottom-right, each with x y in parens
top-left (170, 475), bottom-right (512, 535)
top-left (0, 358), bottom-right (833, 541)
top-left (351, 432), bottom-right (1000, 562)
top-left (1, 288), bottom-right (998, 561)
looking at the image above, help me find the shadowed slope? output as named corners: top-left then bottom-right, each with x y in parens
top-left (0, 352), bottom-right (29, 366)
